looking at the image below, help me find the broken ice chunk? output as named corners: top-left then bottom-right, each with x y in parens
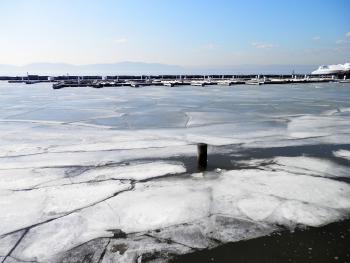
top-left (333, 150), bottom-right (350, 161)
top-left (272, 200), bottom-right (345, 227)
top-left (271, 156), bottom-right (350, 178)
top-left (70, 161), bottom-right (186, 182)
top-left (0, 230), bottom-right (26, 258)
top-left (0, 181), bottom-right (131, 236)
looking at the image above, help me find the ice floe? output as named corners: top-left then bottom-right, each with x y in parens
top-left (0, 180), bottom-right (131, 236)
top-left (0, 231), bottom-right (25, 258)
top-left (71, 161), bottom-right (186, 182)
top-left (287, 115), bottom-right (350, 140)
top-left (37, 161), bottom-right (186, 187)
top-left (7, 167), bottom-right (350, 262)
top-left (0, 145), bottom-right (195, 169)
top-left (0, 168), bottom-right (67, 191)
top-left (270, 156), bottom-right (350, 178)
top-left (333, 149), bottom-right (350, 161)
top-left (216, 169), bottom-right (350, 211)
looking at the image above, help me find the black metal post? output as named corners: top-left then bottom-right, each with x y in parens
top-left (197, 143), bottom-right (208, 170)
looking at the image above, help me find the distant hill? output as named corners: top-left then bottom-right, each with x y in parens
top-left (187, 64), bottom-right (317, 75)
top-left (0, 62), bottom-right (316, 76)
top-left (0, 62), bottom-right (185, 76)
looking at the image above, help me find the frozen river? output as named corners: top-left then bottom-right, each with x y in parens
top-left (0, 81), bottom-right (350, 262)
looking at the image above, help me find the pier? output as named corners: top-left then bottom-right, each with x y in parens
top-left (50, 74), bottom-right (348, 89)
top-left (1, 73), bottom-right (349, 89)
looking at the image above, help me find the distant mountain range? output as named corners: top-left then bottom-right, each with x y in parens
top-left (0, 62), bottom-right (317, 76)
top-left (187, 64), bottom-right (317, 75)
top-left (0, 62), bottom-right (183, 76)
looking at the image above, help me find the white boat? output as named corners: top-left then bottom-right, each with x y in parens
top-left (163, 82), bottom-right (174, 87)
top-left (191, 81), bottom-right (206, 86)
top-left (343, 63), bottom-right (350, 72)
top-left (245, 79), bottom-right (265, 85)
top-left (311, 63), bottom-right (349, 75)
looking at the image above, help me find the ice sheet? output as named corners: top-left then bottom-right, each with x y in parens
top-left (0, 231), bottom-right (25, 257)
top-left (0, 145), bottom-right (195, 169)
top-left (9, 167), bottom-right (350, 262)
top-left (215, 170), bottom-right (350, 211)
top-left (287, 115), bottom-right (350, 139)
top-left (0, 180), bottom-right (131, 236)
top-left (70, 161), bottom-right (186, 182)
top-left (1, 82), bottom-right (350, 262)
top-left (0, 168), bottom-right (67, 191)
top-left (37, 161), bottom-right (186, 187)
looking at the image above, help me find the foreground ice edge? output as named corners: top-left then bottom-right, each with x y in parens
top-left (1, 132), bottom-right (350, 262)
top-left (0, 163), bottom-right (349, 262)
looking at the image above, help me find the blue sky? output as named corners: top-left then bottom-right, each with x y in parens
top-left (0, 0), bottom-right (349, 66)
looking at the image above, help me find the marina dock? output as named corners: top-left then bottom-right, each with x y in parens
top-left (51, 75), bottom-right (348, 89)
top-left (1, 73), bottom-right (349, 89)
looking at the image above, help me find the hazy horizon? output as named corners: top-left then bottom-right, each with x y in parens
top-left (0, 61), bottom-right (321, 75)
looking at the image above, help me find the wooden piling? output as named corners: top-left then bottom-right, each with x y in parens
top-left (197, 143), bottom-right (208, 170)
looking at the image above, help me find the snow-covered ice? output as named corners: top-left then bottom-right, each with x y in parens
top-left (0, 231), bottom-right (25, 258)
top-left (0, 180), bottom-right (131, 237)
top-left (1, 82), bottom-right (350, 262)
top-left (7, 169), bottom-right (350, 262)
